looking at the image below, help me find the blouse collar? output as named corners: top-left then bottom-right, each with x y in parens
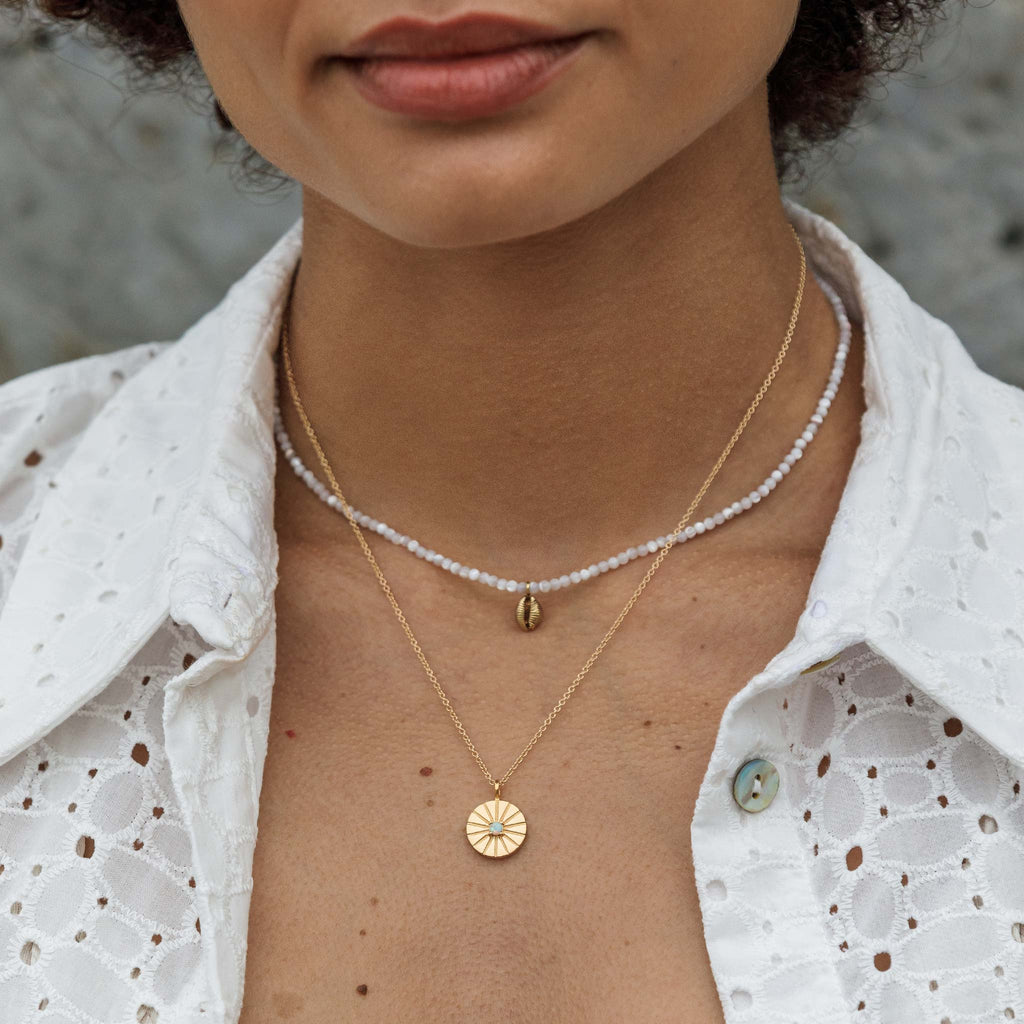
top-left (1, 198), bottom-right (1022, 771)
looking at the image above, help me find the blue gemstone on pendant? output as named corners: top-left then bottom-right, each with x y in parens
top-left (489, 821), bottom-right (504, 834)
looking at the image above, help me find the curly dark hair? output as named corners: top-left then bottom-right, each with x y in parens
top-left (0, 0), bottom-right (964, 190)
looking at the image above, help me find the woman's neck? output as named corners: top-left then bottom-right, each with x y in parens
top-left (278, 95), bottom-right (846, 571)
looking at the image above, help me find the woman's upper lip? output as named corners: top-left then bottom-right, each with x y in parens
top-left (337, 12), bottom-right (586, 60)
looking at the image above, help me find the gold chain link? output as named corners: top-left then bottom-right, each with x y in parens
top-left (279, 225), bottom-right (806, 791)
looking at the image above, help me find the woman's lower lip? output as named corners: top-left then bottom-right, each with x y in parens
top-left (337, 34), bottom-right (591, 121)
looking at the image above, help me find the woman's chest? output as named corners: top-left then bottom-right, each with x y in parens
top-left (239, 738), bottom-right (725, 1023)
top-left (236, 540), bottom-right (823, 1023)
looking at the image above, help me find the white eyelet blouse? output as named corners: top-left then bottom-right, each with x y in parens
top-left (0, 197), bottom-right (1023, 1024)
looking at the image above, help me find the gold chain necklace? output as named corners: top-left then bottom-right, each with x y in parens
top-left (278, 225), bottom-right (807, 857)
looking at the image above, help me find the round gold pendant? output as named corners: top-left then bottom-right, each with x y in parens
top-left (466, 796), bottom-right (527, 857)
top-left (515, 584), bottom-right (542, 631)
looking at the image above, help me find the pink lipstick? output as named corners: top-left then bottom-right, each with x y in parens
top-left (335, 13), bottom-right (594, 120)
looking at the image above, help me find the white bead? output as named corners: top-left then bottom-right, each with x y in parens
top-left (758, 484), bottom-right (770, 497)
top-left (804, 424), bottom-right (817, 437)
top-left (516, 581), bottom-right (527, 593)
top-left (468, 568), bottom-right (480, 581)
top-left (626, 547), bottom-right (638, 560)
top-left (794, 437), bottom-right (807, 450)
top-left (647, 540), bottom-right (659, 554)
top-left (703, 517), bottom-right (716, 530)
top-left (656, 537), bottom-right (666, 548)
top-left (713, 512), bottom-right (725, 526)
top-left (819, 397), bottom-right (831, 410)
top-left (779, 461), bottom-right (791, 475)
top-left (588, 563), bottom-right (599, 576)
top-left (749, 491), bottom-right (761, 503)
top-left (570, 571), bottom-right (582, 584)
top-left (580, 569), bottom-right (591, 581)
top-left (497, 578), bottom-right (507, 589)
top-left (559, 575), bottom-right (571, 588)
top-left (598, 560), bottom-right (609, 573)
top-left (730, 502), bottom-right (742, 515)
top-left (450, 561), bottom-right (461, 573)
top-left (694, 522), bottom-right (706, 534)
top-left (811, 413), bottom-right (824, 425)
top-left (790, 447), bottom-right (803, 460)
top-left (327, 495), bottom-right (341, 508)
top-left (459, 566), bottom-right (470, 578)
top-left (824, 387), bottom-right (836, 400)
top-left (539, 580), bottom-right (551, 593)
top-left (617, 552), bottom-right (629, 564)
top-left (771, 469), bottom-right (783, 482)
top-left (685, 525), bottom-right (697, 538)
top-left (740, 496), bottom-right (752, 511)
top-left (784, 452), bottom-right (798, 465)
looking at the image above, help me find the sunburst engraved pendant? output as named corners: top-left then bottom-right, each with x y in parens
top-left (466, 796), bottom-right (527, 857)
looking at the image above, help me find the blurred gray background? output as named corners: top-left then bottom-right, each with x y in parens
top-left (0, 1), bottom-right (1022, 386)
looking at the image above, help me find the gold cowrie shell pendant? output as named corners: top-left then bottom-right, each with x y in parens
top-left (515, 583), bottom-right (542, 631)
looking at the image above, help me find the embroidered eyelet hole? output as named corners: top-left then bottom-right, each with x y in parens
top-left (730, 991), bottom-right (752, 1010)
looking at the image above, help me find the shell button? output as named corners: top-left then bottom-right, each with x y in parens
top-left (733, 758), bottom-right (780, 813)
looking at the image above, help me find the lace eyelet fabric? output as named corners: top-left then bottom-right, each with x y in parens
top-left (0, 197), bottom-right (1022, 1023)
top-left (0, 617), bottom-right (212, 1023)
top-left (693, 642), bottom-right (1024, 1021)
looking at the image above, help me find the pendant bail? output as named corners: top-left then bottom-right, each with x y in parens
top-left (494, 781), bottom-right (501, 801)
